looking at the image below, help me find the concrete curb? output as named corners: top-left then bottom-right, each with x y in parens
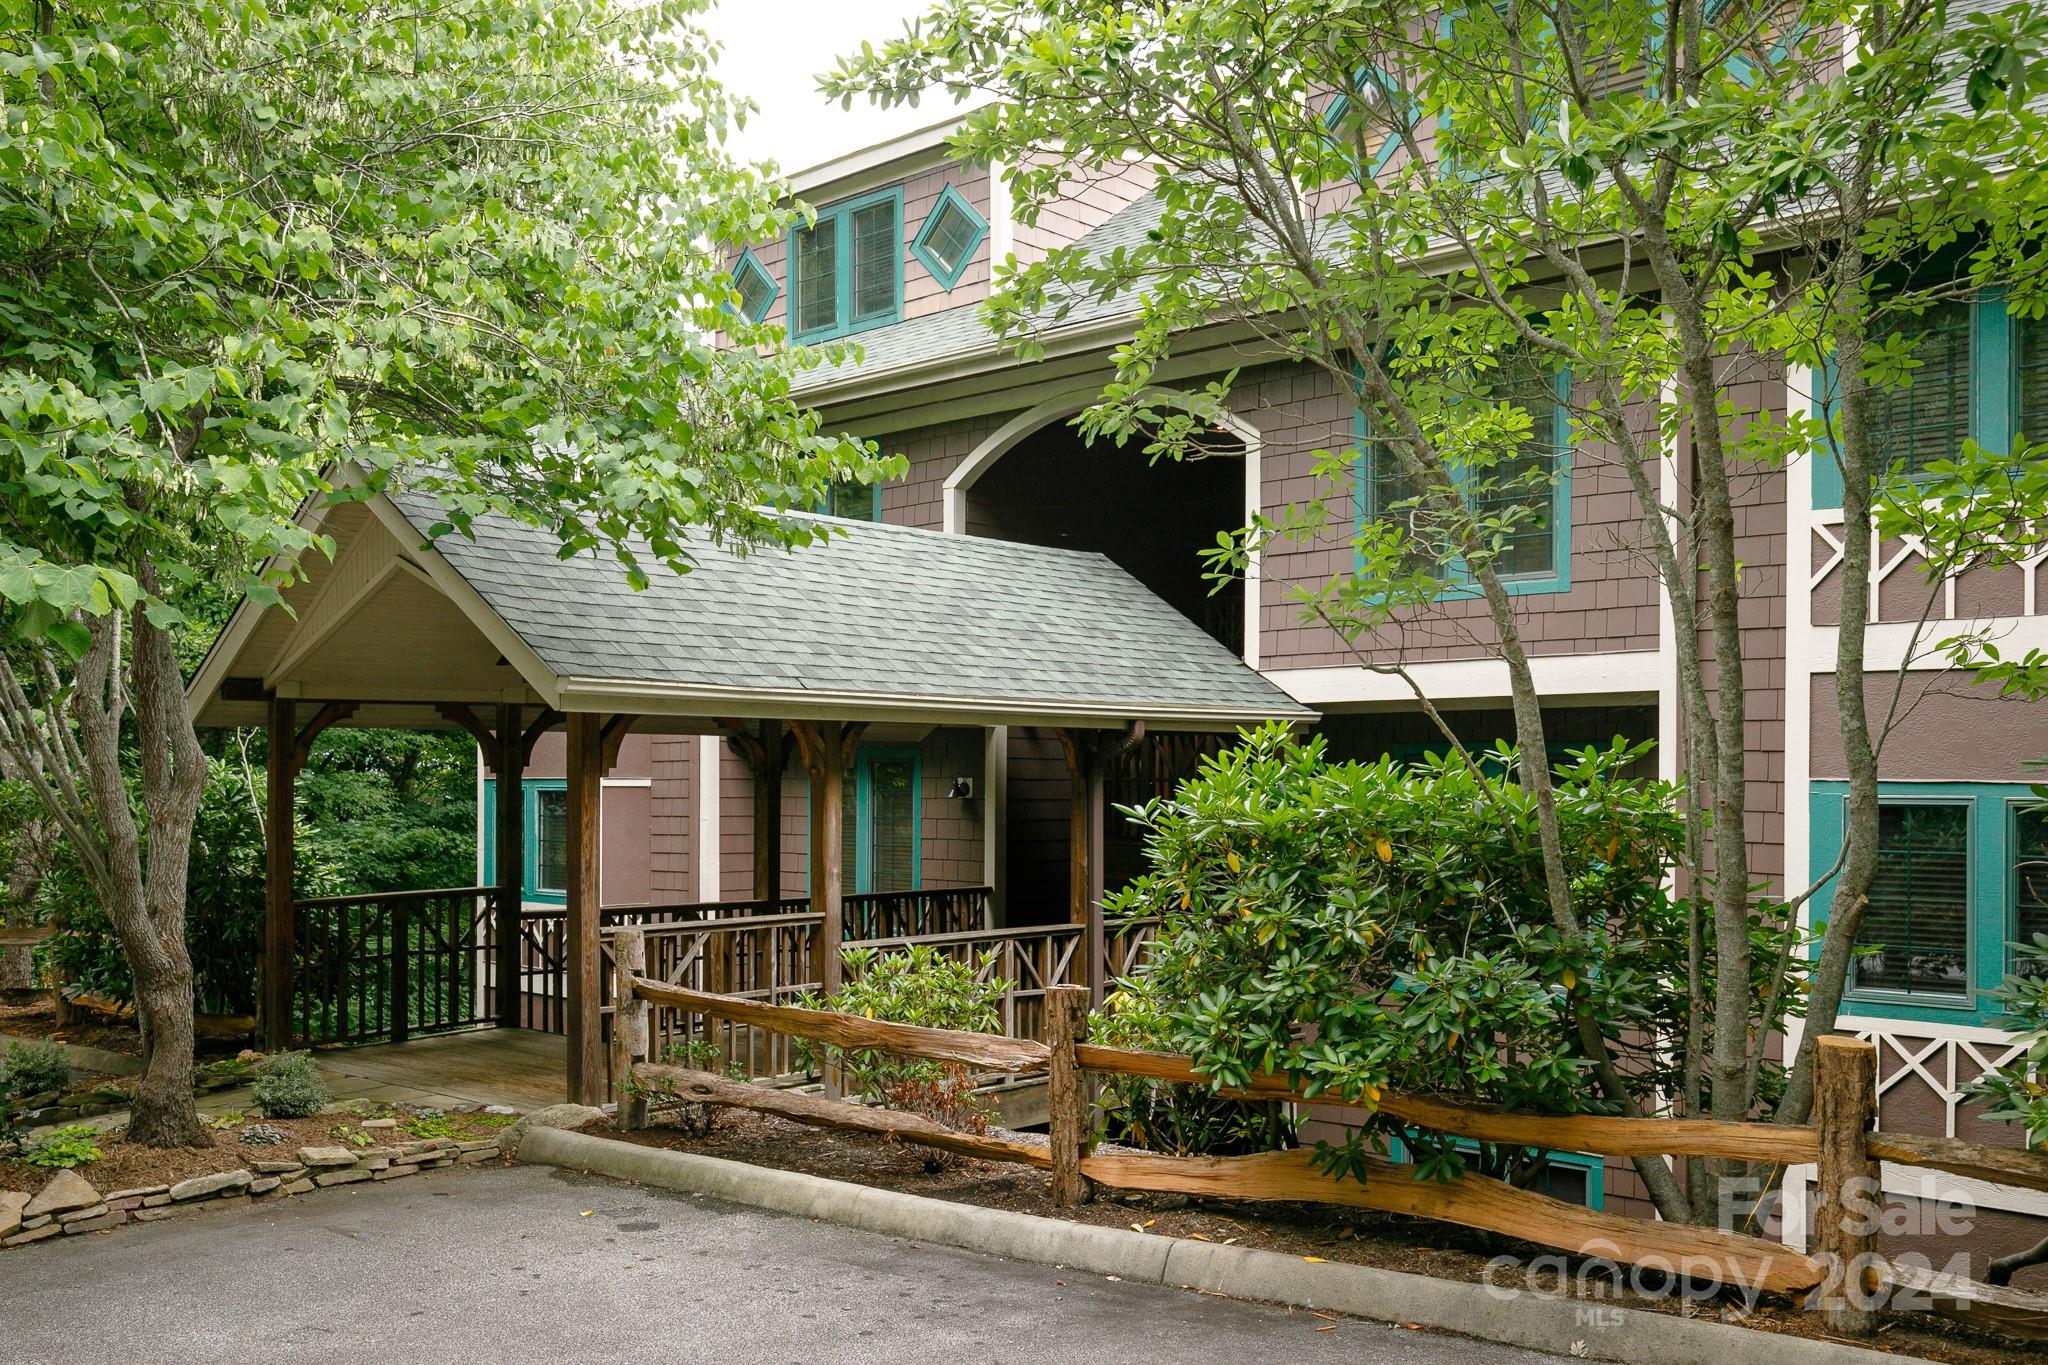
top-left (518, 1126), bottom-right (1923, 1365)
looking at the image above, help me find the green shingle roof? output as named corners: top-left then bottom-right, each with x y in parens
top-left (391, 491), bottom-right (1309, 728)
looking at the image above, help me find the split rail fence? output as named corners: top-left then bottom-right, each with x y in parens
top-left (605, 925), bottom-right (2048, 1343)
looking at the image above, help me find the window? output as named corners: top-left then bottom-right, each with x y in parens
top-left (817, 478), bottom-right (881, 521)
top-left (828, 748), bottom-right (922, 894)
top-left (909, 184), bottom-right (987, 290)
top-left (481, 778), bottom-right (570, 904)
top-left (730, 251), bottom-right (778, 324)
top-left (1320, 67), bottom-right (1405, 181)
top-left (788, 188), bottom-right (903, 342)
top-left (533, 788), bottom-right (569, 897)
top-left (2019, 314), bottom-right (2048, 445)
top-left (1813, 287), bottom-right (2032, 509)
top-left (1853, 803), bottom-right (1970, 998)
top-left (1354, 350), bottom-right (1572, 594)
top-left (2016, 807), bottom-right (2048, 969)
top-left (1812, 783), bottom-right (2043, 1023)
top-left (1869, 300), bottom-right (1973, 482)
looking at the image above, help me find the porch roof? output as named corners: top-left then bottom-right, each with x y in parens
top-left (190, 471), bottom-right (1311, 733)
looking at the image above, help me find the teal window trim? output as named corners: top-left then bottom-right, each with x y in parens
top-left (1809, 781), bottom-right (2035, 1026)
top-left (1321, 66), bottom-right (1406, 181)
top-left (480, 777), bottom-right (569, 906)
top-left (815, 479), bottom-right (883, 521)
top-left (728, 249), bottom-right (779, 324)
top-left (800, 746), bottom-right (924, 893)
top-left (1352, 363), bottom-right (1573, 597)
top-left (1811, 287), bottom-right (2014, 511)
top-left (908, 183), bottom-right (988, 291)
top-left (787, 186), bottom-right (905, 344)
top-left (1388, 1132), bottom-right (1604, 1209)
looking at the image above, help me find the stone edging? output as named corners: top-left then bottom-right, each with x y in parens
top-left (1, 1136), bottom-right (503, 1249)
top-left (517, 1125), bottom-right (1927, 1365)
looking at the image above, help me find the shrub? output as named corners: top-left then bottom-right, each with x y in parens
top-left (24, 1123), bottom-right (102, 1169)
top-left (1104, 721), bottom-right (1703, 1183)
top-left (251, 1051), bottom-right (330, 1119)
top-left (797, 945), bottom-right (1010, 1171)
top-left (1967, 933), bottom-right (2048, 1145)
top-left (1089, 974), bottom-right (1290, 1157)
top-left (3, 1039), bottom-right (69, 1098)
top-left (398, 1113), bottom-right (455, 1139)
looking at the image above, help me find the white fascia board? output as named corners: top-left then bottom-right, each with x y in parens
top-left (551, 676), bottom-right (1309, 731)
top-left (1265, 651), bottom-right (1662, 709)
top-left (1811, 616), bottom-right (2048, 673)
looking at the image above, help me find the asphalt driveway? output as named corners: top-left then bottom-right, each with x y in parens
top-left (4, 1164), bottom-right (1565, 1364)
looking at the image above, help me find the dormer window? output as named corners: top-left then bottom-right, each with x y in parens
top-left (911, 185), bottom-right (988, 290)
top-left (730, 250), bottom-right (778, 324)
top-left (789, 187), bottom-right (903, 342)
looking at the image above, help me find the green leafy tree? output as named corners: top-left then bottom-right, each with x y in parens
top-left (0, 0), bottom-right (890, 1146)
top-left (827, 0), bottom-right (2048, 1221)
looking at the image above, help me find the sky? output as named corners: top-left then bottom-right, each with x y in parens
top-left (700, 0), bottom-right (986, 177)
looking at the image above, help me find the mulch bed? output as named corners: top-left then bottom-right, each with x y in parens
top-left (580, 1109), bottom-right (2041, 1365)
top-left (0, 996), bottom-right (247, 1061)
top-left (2, 1108), bottom-right (516, 1197)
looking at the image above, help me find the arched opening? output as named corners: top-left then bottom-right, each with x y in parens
top-left (963, 420), bottom-right (1248, 656)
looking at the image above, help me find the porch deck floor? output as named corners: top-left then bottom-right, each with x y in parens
top-left (303, 1027), bottom-right (568, 1112)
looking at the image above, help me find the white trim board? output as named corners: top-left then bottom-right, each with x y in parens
top-left (1266, 651), bottom-right (1662, 709)
top-left (1809, 616), bottom-right (2048, 673)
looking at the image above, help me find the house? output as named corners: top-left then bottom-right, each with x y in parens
top-left (187, 59), bottom-right (2044, 1272)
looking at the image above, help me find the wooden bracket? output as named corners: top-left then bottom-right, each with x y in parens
top-left (433, 701), bottom-right (497, 753)
top-left (289, 701), bottom-right (359, 776)
top-left (599, 713), bottom-right (641, 774)
top-left (788, 719), bottom-right (867, 777)
top-left (518, 707), bottom-right (563, 765)
top-left (718, 718), bottom-right (795, 778)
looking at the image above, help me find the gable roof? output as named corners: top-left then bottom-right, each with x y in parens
top-left (189, 474), bottom-right (1310, 733)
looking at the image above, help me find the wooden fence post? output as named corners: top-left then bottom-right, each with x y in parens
top-left (611, 927), bottom-right (650, 1131)
top-left (1047, 984), bottom-right (1092, 1208)
top-left (1812, 1034), bottom-right (1881, 1336)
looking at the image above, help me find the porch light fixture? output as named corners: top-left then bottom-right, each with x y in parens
top-left (947, 775), bottom-right (974, 800)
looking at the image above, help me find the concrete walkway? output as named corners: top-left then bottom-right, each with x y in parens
top-left (4, 1164), bottom-right (1565, 1364)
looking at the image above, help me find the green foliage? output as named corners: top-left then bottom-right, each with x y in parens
top-left (798, 946), bottom-right (1011, 1168)
top-left (1, 0), bottom-right (897, 664)
top-left (295, 731), bottom-right (478, 896)
top-left (1102, 723), bottom-right (1730, 1177)
top-left (398, 1113), bottom-right (457, 1140)
top-left (1967, 935), bottom-right (2048, 1144)
top-left (1089, 974), bottom-right (1289, 1157)
top-left (35, 757), bottom-right (276, 1016)
top-left (251, 1052), bottom-right (330, 1120)
top-left (3, 1039), bottom-right (69, 1098)
top-left (23, 1123), bottom-right (102, 1169)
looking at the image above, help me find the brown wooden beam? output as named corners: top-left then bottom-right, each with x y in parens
top-left (262, 694), bottom-right (297, 1051)
top-left (789, 719), bottom-right (864, 998)
top-left (493, 702), bottom-right (524, 1028)
top-left (599, 712), bottom-right (640, 773)
top-left (433, 701), bottom-right (497, 758)
top-left (564, 712), bottom-right (606, 1104)
top-left (518, 706), bottom-right (563, 766)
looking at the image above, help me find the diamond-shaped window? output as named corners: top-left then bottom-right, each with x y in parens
top-left (730, 251), bottom-right (778, 324)
top-left (910, 185), bottom-right (988, 291)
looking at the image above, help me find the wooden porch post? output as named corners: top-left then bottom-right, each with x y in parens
top-left (1057, 724), bottom-right (1142, 996)
top-left (790, 720), bottom-right (864, 997)
top-left (493, 703), bottom-right (524, 1028)
top-left (564, 711), bottom-right (605, 1105)
top-left (262, 694), bottom-right (297, 1051)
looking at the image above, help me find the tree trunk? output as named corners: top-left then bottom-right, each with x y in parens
top-left (127, 943), bottom-right (204, 1147)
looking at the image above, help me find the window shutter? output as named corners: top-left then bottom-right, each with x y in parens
top-left (1853, 803), bottom-right (1970, 997)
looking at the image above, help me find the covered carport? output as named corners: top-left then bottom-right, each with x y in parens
top-left (189, 465), bottom-right (1310, 1102)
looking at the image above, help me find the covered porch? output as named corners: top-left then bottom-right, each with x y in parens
top-left (189, 467), bottom-right (1309, 1104)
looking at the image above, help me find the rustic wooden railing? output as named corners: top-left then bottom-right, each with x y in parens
top-left (612, 913), bottom-right (1159, 1082)
top-left (293, 886), bottom-right (498, 1045)
top-left (292, 884), bottom-right (992, 1046)
top-left (605, 931), bottom-right (2048, 1344)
